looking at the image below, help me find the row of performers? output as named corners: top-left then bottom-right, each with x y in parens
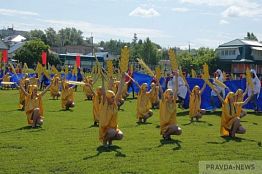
top-left (16, 69), bottom-right (260, 147)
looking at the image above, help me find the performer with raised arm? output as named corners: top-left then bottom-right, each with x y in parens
top-left (245, 69), bottom-right (261, 113)
top-left (19, 82), bottom-right (51, 128)
top-left (214, 89), bottom-right (252, 137)
top-left (83, 75), bottom-right (98, 100)
top-left (18, 76), bottom-right (30, 110)
top-left (210, 69), bottom-right (226, 111)
top-left (50, 74), bottom-right (61, 100)
top-left (61, 80), bottom-right (75, 110)
top-left (108, 77), bottom-right (125, 110)
top-left (149, 82), bottom-right (160, 109)
top-left (85, 82), bottom-right (103, 126)
top-left (234, 89), bottom-right (248, 118)
top-left (187, 82), bottom-right (207, 122)
top-left (158, 70), bottom-right (182, 140)
top-left (136, 82), bottom-right (153, 123)
top-left (99, 72), bottom-right (125, 147)
top-left (167, 72), bottom-right (187, 109)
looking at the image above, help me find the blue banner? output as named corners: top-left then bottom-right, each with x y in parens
top-left (128, 72), bottom-right (262, 111)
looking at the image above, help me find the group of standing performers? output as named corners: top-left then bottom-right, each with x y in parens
top-left (8, 52), bottom-right (260, 147)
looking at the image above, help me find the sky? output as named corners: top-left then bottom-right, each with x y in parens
top-left (0, 0), bottom-right (262, 49)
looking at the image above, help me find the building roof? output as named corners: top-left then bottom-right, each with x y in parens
top-left (4, 35), bottom-right (26, 43)
top-left (0, 40), bottom-right (8, 49)
top-left (219, 39), bottom-right (262, 47)
top-left (8, 42), bottom-right (25, 54)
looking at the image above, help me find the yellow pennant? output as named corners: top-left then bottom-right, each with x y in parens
top-left (155, 66), bottom-right (161, 79)
top-left (22, 63), bottom-right (29, 73)
top-left (203, 63), bottom-right (210, 80)
top-left (191, 69), bottom-right (196, 78)
top-left (120, 46), bottom-right (129, 73)
top-left (168, 48), bottom-right (178, 71)
top-left (107, 60), bottom-right (113, 78)
top-left (137, 58), bottom-right (154, 76)
top-left (246, 68), bottom-right (254, 90)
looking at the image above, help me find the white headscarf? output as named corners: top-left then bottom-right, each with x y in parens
top-left (249, 69), bottom-right (261, 97)
top-left (216, 69), bottom-right (224, 82)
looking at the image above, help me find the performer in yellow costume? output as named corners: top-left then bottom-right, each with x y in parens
top-left (18, 77), bottom-right (30, 110)
top-left (136, 83), bottom-right (153, 123)
top-left (61, 80), bottom-right (75, 110)
top-left (121, 81), bottom-right (130, 100)
top-left (2, 73), bottom-right (11, 89)
top-left (149, 82), bottom-right (160, 109)
top-left (214, 90), bottom-right (252, 137)
top-left (158, 71), bottom-right (182, 140)
top-left (99, 73), bottom-right (125, 147)
top-left (188, 83), bottom-right (206, 122)
top-left (85, 82), bottom-right (103, 126)
top-left (50, 75), bottom-right (61, 100)
top-left (19, 83), bottom-right (51, 128)
top-left (109, 78), bottom-right (124, 110)
top-left (83, 76), bottom-right (96, 100)
top-left (235, 89), bottom-right (248, 118)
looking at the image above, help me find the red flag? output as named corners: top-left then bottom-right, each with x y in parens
top-left (2, 50), bottom-right (8, 63)
top-left (76, 54), bottom-right (80, 68)
top-left (42, 51), bottom-right (47, 65)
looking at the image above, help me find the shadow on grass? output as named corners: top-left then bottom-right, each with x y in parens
top-left (158, 139), bottom-right (182, 151)
top-left (136, 122), bottom-right (152, 126)
top-left (83, 145), bottom-right (126, 160)
top-left (248, 111), bottom-right (262, 116)
top-left (207, 136), bottom-right (260, 146)
top-left (88, 124), bottom-right (99, 128)
top-left (0, 126), bottom-right (44, 134)
top-left (205, 110), bottom-right (222, 116)
top-left (177, 111), bottom-right (189, 117)
top-left (182, 120), bottom-right (213, 126)
top-left (0, 109), bottom-right (19, 113)
top-left (48, 109), bottom-right (68, 112)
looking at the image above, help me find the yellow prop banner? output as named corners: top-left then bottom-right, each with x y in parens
top-left (155, 66), bottom-right (161, 79)
top-left (191, 69), bottom-right (196, 78)
top-left (137, 58), bottom-right (154, 76)
top-left (107, 60), bottom-right (113, 78)
top-left (168, 48), bottom-right (178, 71)
top-left (22, 63), bottom-right (29, 73)
top-left (120, 46), bottom-right (129, 73)
top-left (203, 63), bottom-right (210, 80)
top-left (246, 68), bottom-right (254, 90)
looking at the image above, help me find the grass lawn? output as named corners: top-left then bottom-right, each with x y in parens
top-left (0, 89), bottom-right (261, 174)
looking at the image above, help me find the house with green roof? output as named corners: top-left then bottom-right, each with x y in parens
top-left (216, 39), bottom-right (262, 75)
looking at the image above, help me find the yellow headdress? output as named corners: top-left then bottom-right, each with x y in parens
top-left (226, 92), bottom-right (235, 100)
top-left (29, 85), bottom-right (38, 95)
top-left (235, 89), bottom-right (243, 96)
top-left (106, 90), bottom-right (115, 98)
top-left (164, 89), bottom-right (173, 100)
top-left (141, 83), bottom-right (148, 91)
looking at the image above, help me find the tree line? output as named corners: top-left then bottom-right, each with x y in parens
top-left (13, 28), bottom-right (260, 73)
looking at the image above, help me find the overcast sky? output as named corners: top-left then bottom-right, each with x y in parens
top-left (1, 0), bottom-right (262, 49)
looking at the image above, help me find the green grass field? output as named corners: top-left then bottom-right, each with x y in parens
top-left (0, 89), bottom-right (261, 174)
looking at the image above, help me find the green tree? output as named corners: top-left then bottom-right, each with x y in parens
top-left (176, 47), bottom-right (218, 74)
top-left (48, 52), bottom-right (61, 66)
top-left (25, 30), bottom-right (47, 44)
top-left (139, 38), bottom-right (160, 65)
top-left (45, 27), bottom-right (59, 47)
top-left (14, 39), bottom-right (49, 67)
top-left (57, 28), bottom-right (84, 46)
top-left (245, 32), bottom-right (258, 41)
